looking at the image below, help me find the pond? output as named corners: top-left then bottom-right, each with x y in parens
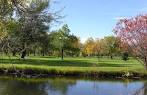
top-left (0, 77), bottom-right (146, 95)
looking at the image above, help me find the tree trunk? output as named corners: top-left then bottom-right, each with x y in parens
top-left (21, 43), bottom-right (27, 59)
top-left (61, 49), bottom-right (64, 60)
top-left (34, 51), bottom-right (36, 56)
top-left (144, 57), bottom-right (147, 70)
top-left (21, 50), bottom-right (27, 59)
top-left (27, 52), bottom-right (29, 56)
top-left (43, 52), bottom-right (45, 56)
top-left (12, 51), bottom-right (16, 56)
top-left (145, 65), bottom-right (147, 70)
top-left (110, 55), bottom-right (113, 59)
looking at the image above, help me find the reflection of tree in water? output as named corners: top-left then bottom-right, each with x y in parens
top-left (0, 80), bottom-right (8, 94)
top-left (45, 78), bottom-right (76, 95)
top-left (0, 78), bottom-right (76, 95)
top-left (132, 82), bottom-right (147, 95)
top-left (0, 80), bottom-right (48, 95)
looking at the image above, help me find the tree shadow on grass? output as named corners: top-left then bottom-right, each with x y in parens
top-left (97, 62), bottom-right (134, 67)
top-left (0, 58), bottom-right (135, 67)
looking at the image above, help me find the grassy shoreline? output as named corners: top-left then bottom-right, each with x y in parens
top-left (0, 64), bottom-right (146, 79)
top-left (0, 56), bottom-right (147, 79)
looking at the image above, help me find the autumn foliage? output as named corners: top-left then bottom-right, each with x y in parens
top-left (114, 14), bottom-right (147, 69)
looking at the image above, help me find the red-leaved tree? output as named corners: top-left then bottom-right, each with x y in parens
top-left (114, 14), bottom-right (147, 69)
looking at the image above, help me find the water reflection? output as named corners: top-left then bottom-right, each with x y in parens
top-left (0, 78), bottom-right (146, 95)
top-left (132, 83), bottom-right (147, 95)
top-left (0, 80), bottom-right (48, 95)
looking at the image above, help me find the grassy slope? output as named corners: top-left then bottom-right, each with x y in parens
top-left (0, 56), bottom-right (146, 76)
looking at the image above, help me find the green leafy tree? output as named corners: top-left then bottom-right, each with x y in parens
top-left (50, 24), bottom-right (80, 60)
top-left (0, 0), bottom-right (60, 59)
top-left (103, 36), bottom-right (119, 59)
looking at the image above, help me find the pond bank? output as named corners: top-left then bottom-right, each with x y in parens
top-left (1, 56), bottom-right (146, 79)
top-left (0, 67), bottom-right (146, 79)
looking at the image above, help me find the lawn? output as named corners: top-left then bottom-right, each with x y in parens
top-left (0, 56), bottom-right (146, 78)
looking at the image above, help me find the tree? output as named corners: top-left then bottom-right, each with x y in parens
top-left (50, 24), bottom-right (70, 60)
top-left (0, 0), bottom-right (59, 59)
top-left (0, 22), bottom-right (7, 41)
top-left (114, 14), bottom-right (147, 69)
top-left (0, 0), bottom-right (27, 15)
top-left (18, 0), bottom-right (53, 58)
top-left (59, 24), bottom-right (70, 60)
top-left (103, 36), bottom-right (119, 59)
top-left (93, 39), bottom-right (104, 59)
top-left (122, 52), bottom-right (129, 61)
top-left (50, 24), bottom-right (80, 60)
top-left (82, 38), bottom-right (95, 56)
top-left (0, 0), bottom-right (19, 55)
top-left (65, 35), bottom-right (81, 57)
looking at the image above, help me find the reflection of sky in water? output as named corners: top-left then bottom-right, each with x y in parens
top-left (66, 81), bottom-right (144, 95)
top-left (45, 80), bottom-right (144, 95)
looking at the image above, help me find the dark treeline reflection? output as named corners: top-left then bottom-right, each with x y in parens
top-left (0, 78), bottom-right (146, 95)
top-left (0, 78), bottom-right (76, 95)
top-left (0, 80), bottom-right (49, 95)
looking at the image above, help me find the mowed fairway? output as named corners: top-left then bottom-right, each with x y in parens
top-left (0, 56), bottom-right (146, 74)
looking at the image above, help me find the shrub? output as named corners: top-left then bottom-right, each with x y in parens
top-left (122, 52), bottom-right (129, 61)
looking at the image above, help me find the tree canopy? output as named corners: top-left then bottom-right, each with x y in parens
top-left (114, 14), bottom-right (147, 69)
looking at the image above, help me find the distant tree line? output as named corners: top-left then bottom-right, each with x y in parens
top-left (81, 36), bottom-right (131, 59)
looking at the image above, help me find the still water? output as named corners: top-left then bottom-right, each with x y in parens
top-left (0, 78), bottom-right (146, 95)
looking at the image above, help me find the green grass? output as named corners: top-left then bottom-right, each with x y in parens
top-left (0, 56), bottom-right (147, 77)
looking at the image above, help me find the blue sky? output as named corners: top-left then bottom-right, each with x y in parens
top-left (52, 0), bottom-right (147, 43)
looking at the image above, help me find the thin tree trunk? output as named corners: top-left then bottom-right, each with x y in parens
top-left (34, 51), bottom-right (36, 56)
top-left (21, 43), bottom-right (27, 59)
top-left (21, 50), bottom-right (26, 59)
top-left (61, 48), bottom-right (63, 60)
top-left (42, 52), bottom-right (45, 56)
top-left (12, 51), bottom-right (16, 56)
top-left (110, 55), bottom-right (113, 59)
top-left (144, 57), bottom-right (147, 70)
